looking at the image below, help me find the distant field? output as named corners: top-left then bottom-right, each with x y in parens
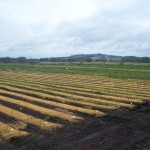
top-left (0, 62), bottom-right (150, 80)
top-left (0, 63), bottom-right (149, 149)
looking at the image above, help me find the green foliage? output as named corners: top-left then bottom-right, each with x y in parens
top-left (0, 63), bottom-right (149, 80)
top-left (85, 58), bottom-right (93, 62)
top-left (119, 62), bottom-right (124, 65)
top-left (0, 55), bottom-right (149, 63)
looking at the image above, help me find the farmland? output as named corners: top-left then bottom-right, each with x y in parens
top-left (0, 63), bottom-right (150, 150)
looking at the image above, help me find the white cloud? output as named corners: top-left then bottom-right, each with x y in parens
top-left (0, 0), bottom-right (150, 58)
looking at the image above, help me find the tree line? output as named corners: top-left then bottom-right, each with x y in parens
top-left (0, 56), bottom-right (150, 63)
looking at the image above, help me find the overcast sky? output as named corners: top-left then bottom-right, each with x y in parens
top-left (0, 0), bottom-right (150, 58)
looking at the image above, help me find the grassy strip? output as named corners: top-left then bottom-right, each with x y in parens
top-left (0, 78), bottom-right (143, 104)
top-left (0, 82), bottom-right (132, 107)
top-left (0, 105), bottom-right (61, 131)
top-left (0, 88), bottom-right (105, 117)
top-left (0, 93), bottom-right (83, 123)
top-left (0, 122), bottom-right (28, 140)
top-left (0, 63), bottom-right (150, 80)
top-left (0, 83), bottom-right (116, 110)
top-left (0, 72), bottom-right (150, 91)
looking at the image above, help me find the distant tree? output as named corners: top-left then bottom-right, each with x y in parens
top-left (0, 57), bottom-right (12, 63)
top-left (16, 57), bottom-right (26, 63)
top-left (95, 58), bottom-right (107, 62)
top-left (141, 57), bottom-right (150, 63)
top-left (122, 56), bottom-right (150, 63)
top-left (85, 58), bottom-right (93, 62)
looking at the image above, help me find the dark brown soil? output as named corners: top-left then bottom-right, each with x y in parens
top-left (0, 102), bottom-right (150, 150)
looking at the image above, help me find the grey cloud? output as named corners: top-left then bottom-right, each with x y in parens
top-left (0, 0), bottom-right (150, 58)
